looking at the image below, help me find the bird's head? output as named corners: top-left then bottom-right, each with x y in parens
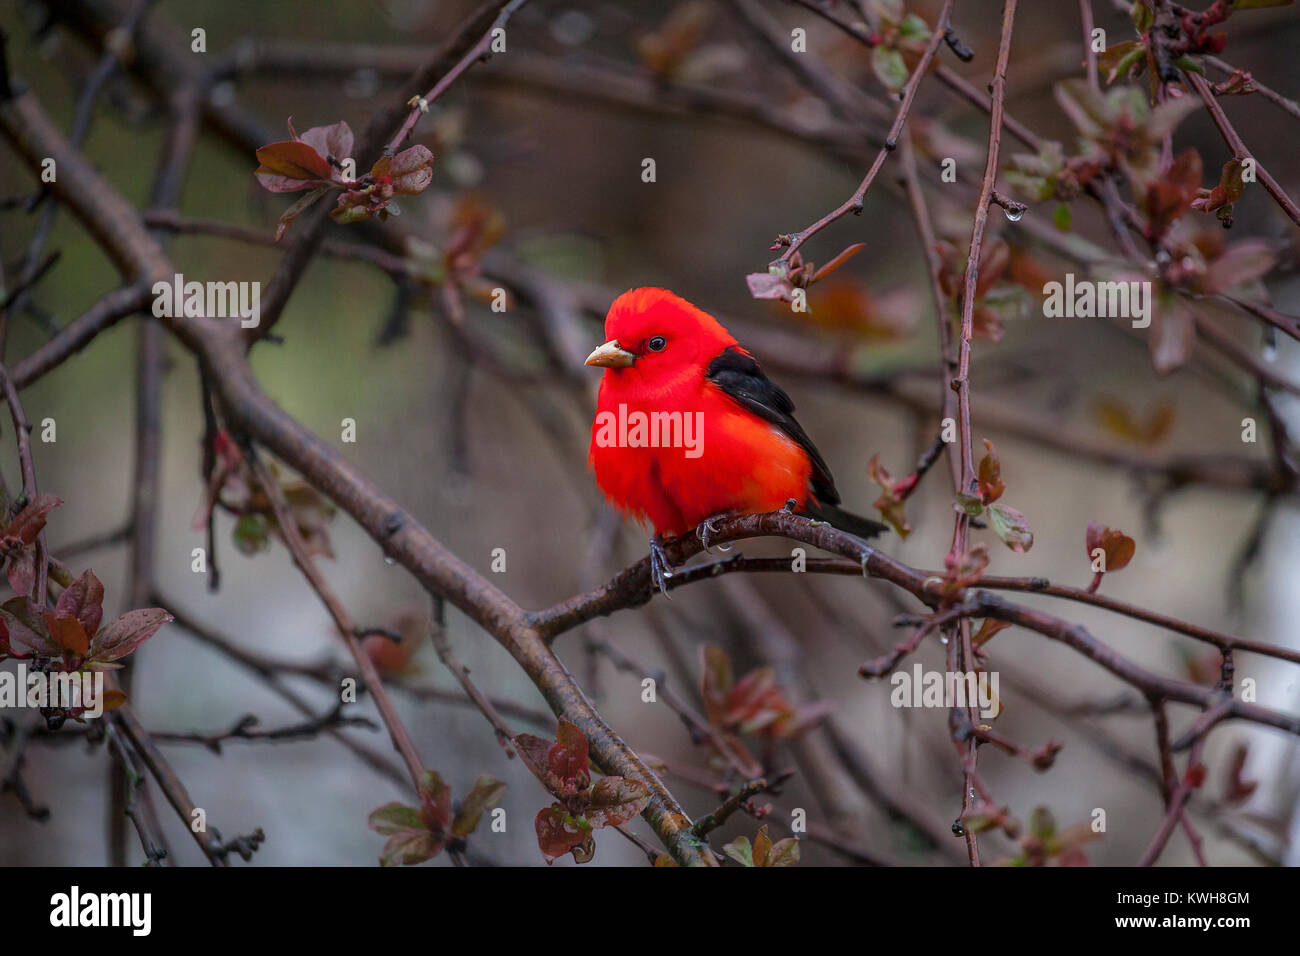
top-left (585, 288), bottom-right (737, 389)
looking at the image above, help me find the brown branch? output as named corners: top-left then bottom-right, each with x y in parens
top-left (0, 85), bottom-right (715, 864)
top-left (428, 596), bottom-right (518, 753)
top-left (248, 452), bottom-right (427, 789)
top-left (693, 774), bottom-right (792, 838)
top-left (953, 0), bottom-right (1017, 504)
top-left (1204, 53), bottom-right (1300, 123)
top-left (381, 0), bottom-right (527, 155)
top-left (1080, 0), bottom-right (1099, 90)
top-left (1184, 68), bottom-right (1300, 229)
top-left (0, 361), bottom-right (48, 607)
top-left (1136, 732), bottom-right (1208, 866)
top-left (107, 692), bottom-right (233, 866)
top-left (533, 509), bottom-right (1300, 739)
top-left (246, 0), bottom-right (524, 346)
top-left (10, 283), bottom-right (150, 389)
top-left (151, 709), bottom-right (376, 752)
top-left (768, 0), bottom-right (955, 269)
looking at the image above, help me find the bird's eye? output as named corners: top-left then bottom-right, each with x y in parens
top-left (647, 336), bottom-right (667, 352)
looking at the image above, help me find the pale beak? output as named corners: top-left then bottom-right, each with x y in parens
top-left (585, 340), bottom-right (636, 369)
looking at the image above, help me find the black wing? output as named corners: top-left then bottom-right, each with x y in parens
top-left (705, 345), bottom-right (840, 506)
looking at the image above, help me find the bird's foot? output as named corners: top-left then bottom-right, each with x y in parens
top-left (649, 534), bottom-right (675, 597)
top-left (780, 497), bottom-right (798, 515)
top-left (696, 512), bottom-right (734, 553)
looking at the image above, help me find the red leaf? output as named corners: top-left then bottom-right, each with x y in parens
top-left (254, 169), bottom-right (324, 193)
top-left (548, 718), bottom-right (590, 788)
top-left (6, 550), bottom-right (36, 598)
top-left (6, 493), bottom-right (62, 544)
top-left (254, 140), bottom-right (332, 182)
top-left (1, 596), bottom-right (58, 656)
top-left (535, 805), bottom-right (589, 864)
top-left (88, 608), bottom-right (173, 663)
top-left (723, 665), bottom-right (779, 729)
top-left (297, 121), bottom-right (354, 167)
top-left (42, 613), bottom-right (89, 657)
top-left (513, 733), bottom-right (555, 782)
top-left (977, 439), bottom-right (1005, 504)
top-left (55, 569), bottom-right (105, 639)
top-left (417, 770), bottom-right (452, 832)
top-left (387, 145), bottom-right (434, 195)
top-left (1085, 521), bottom-right (1136, 573)
top-left (700, 644), bottom-right (733, 728)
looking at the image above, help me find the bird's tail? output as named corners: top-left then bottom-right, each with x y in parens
top-left (803, 501), bottom-right (889, 539)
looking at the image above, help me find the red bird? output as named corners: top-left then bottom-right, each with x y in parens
top-left (586, 287), bottom-right (883, 591)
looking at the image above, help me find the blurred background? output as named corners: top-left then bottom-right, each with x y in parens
top-left (1, 0), bottom-right (1298, 866)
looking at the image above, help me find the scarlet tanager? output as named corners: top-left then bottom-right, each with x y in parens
top-left (586, 287), bottom-right (885, 592)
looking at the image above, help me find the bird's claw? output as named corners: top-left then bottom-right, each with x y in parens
top-left (696, 513), bottom-right (733, 553)
top-left (649, 535), bottom-right (675, 597)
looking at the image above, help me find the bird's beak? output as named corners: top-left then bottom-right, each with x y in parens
top-left (585, 340), bottom-right (636, 369)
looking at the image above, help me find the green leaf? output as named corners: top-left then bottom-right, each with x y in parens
top-left (368, 802), bottom-right (427, 835)
top-left (451, 775), bottom-right (506, 838)
top-left (1029, 806), bottom-right (1056, 841)
top-left (1053, 202), bottom-right (1072, 231)
top-left (379, 830), bottom-right (443, 866)
top-left (233, 513), bottom-right (271, 554)
top-left (767, 837), bottom-right (801, 867)
top-left (871, 46), bottom-right (909, 92)
top-left (1097, 41), bottom-right (1142, 85)
top-left (898, 13), bottom-right (931, 43)
top-left (954, 492), bottom-right (984, 517)
top-left (987, 502), bottom-right (1033, 553)
top-left (274, 187), bottom-right (327, 242)
top-left (723, 835), bottom-right (754, 866)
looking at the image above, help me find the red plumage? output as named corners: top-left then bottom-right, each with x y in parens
top-left (586, 288), bottom-right (853, 540)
